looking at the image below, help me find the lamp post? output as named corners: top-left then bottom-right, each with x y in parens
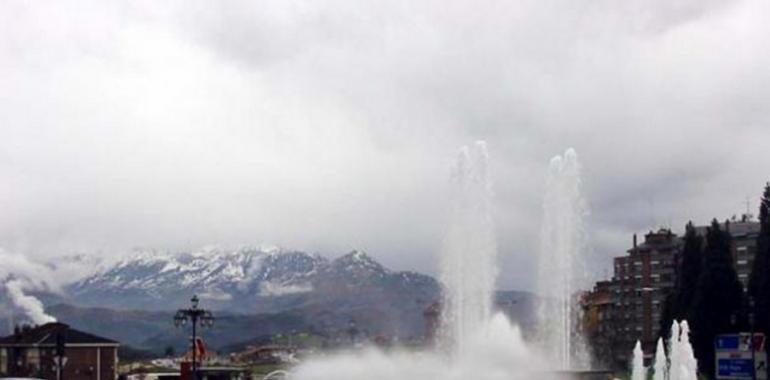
top-left (174, 295), bottom-right (214, 380)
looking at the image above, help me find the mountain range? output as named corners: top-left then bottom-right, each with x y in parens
top-left (1, 246), bottom-right (538, 354)
top-left (65, 246), bottom-right (440, 314)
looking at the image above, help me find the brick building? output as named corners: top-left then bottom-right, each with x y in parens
top-left (0, 322), bottom-right (119, 380)
top-left (585, 219), bottom-right (760, 368)
top-left (608, 229), bottom-right (680, 366)
top-left (581, 280), bottom-right (613, 367)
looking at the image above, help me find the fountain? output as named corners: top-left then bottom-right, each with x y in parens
top-left (631, 341), bottom-right (645, 380)
top-left (537, 148), bottom-right (590, 370)
top-left (653, 338), bottom-right (666, 380)
top-left (439, 141), bottom-right (496, 355)
top-left (670, 321), bottom-right (681, 380)
top-left (633, 320), bottom-right (699, 380)
top-left (291, 144), bottom-right (610, 380)
top-left (677, 321), bottom-right (698, 380)
top-left (293, 141), bottom-right (549, 379)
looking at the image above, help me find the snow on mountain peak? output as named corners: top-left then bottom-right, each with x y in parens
top-left (63, 245), bottom-right (441, 313)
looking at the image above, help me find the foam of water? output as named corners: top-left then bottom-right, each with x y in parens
top-left (293, 313), bottom-right (549, 380)
top-left (536, 148), bottom-right (590, 369)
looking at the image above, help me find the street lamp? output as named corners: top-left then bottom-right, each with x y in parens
top-left (174, 295), bottom-right (215, 380)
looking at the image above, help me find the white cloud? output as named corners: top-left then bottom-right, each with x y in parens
top-left (1, 0), bottom-right (769, 291)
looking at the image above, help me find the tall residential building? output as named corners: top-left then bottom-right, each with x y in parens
top-left (608, 229), bottom-right (680, 366)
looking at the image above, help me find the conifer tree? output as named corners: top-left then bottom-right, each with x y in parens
top-left (690, 219), bottom-right (744, 378)
top-left (678, 222), bottom-right (705, 319)
top-left (749, 183), bottom-right (770, 351)
top-left (659, 222), bottom-right (703, 338)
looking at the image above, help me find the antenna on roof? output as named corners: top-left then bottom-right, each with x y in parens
top-left (742, 196), bottom-right (754, 222)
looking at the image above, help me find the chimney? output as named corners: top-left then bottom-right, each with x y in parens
top-left (633, 233), bottom-right (637, 249)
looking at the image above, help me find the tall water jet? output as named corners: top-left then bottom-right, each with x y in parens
top-left (440, 141), bottom-right (496, 355)
top-left (653, 338), bottom-right (667, 380)
top-left (669, 321), bottom-right (681, 380)
top-left (631, 341), bottom-right (645, 380)
top-left (678, 321), bottom-right (698, 380)
top-left (537, 148), bottom-right (589, 369)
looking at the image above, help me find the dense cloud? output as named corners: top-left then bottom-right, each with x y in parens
top-left (1, 0), bottom-right (769, 290)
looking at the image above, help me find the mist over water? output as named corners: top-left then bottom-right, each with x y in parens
top-left (294, 314), bottom-right (544, 380)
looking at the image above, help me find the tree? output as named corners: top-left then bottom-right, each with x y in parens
top-left (749, 183), bottom-right (770, 353)
top-left (659, 222), bottom-right (704, 338)
top-left (689, 219), bottom-right (744, 378)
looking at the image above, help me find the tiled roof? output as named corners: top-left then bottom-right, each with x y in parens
top-left (0, 322), bottom-right (118, 346)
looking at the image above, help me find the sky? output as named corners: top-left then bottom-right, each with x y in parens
top-left (1, 0), bottom-right (769, 291)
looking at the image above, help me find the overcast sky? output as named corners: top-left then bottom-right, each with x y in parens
top-left (1, 0), bottom-right (769, 290)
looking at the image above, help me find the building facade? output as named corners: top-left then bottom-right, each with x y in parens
top-left (0, 322), bottom-right (119, 380)
top-left (581, 280), bottom-right (613, 367)
top-left (717, 220), bottom-right (759, 292)
top-left (608, 229), bottom-right (680, 366)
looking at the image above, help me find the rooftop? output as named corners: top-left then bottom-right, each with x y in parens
top-left (0, 322), bottom-right (118, 346)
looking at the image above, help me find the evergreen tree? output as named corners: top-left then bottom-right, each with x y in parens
top-left (690, 219), bottom-right (744, 378)
top-left (659, 222), bottom-right (704, 338)
top-left (678, 222), bottom-right (705, 320)
top-left (749, 183), bottom-right (770, 352)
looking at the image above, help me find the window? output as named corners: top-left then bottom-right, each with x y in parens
top-left (737, 260), bottom-right (748, 265)
top-left (1, 348), bottom-right (7, 374)
top-left (26, 349), bottom-right (40, 369)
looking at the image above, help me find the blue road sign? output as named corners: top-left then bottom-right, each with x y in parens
top-left (718, 358), bottom-right (754, 378)
top-left (717, 335), bottom-right (741, 351)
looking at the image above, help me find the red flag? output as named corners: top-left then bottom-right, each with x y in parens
top-left (194, 337), bottom-right (207, 359)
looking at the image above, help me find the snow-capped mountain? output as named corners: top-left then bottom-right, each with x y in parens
top-left (66, 246), bottom-right (440, 313)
